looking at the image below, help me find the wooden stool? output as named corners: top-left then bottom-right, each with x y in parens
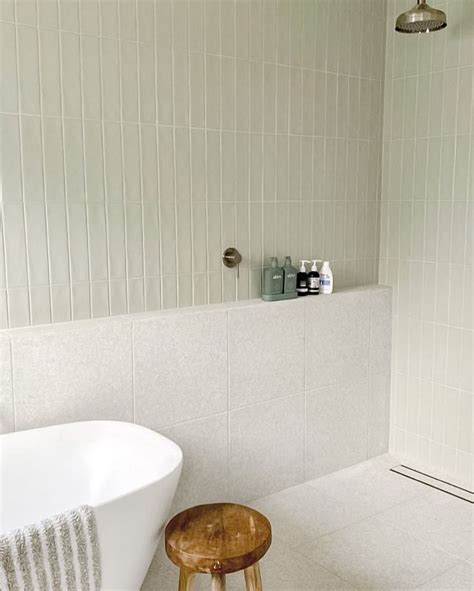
top-left (165, 503), bottom-right (272, 591)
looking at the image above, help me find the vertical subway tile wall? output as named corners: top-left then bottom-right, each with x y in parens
top-left (379, 0), bottom-right (473, 488)
top-left (0, 0), bottom-right (387, 328)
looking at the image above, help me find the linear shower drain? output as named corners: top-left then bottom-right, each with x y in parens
top-left (390, 465), bottom-right (473, 503)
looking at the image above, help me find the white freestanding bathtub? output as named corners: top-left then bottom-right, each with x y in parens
top-left (0, 421), bottom-right (183, 590)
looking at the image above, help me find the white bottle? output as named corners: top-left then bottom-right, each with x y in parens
top-left (319, 261), bottom-right (333, 294)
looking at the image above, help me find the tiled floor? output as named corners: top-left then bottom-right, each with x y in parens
top-left (141, 455), bottom-right (473, 590)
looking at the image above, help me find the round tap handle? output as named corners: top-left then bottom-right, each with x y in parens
top-left (222, 247), bottom-right (242, 267)
top-left (222, 247), bottom-right (242, 278)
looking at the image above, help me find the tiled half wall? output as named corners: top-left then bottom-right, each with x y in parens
top-left (0, 285), bottom-right (391, 510)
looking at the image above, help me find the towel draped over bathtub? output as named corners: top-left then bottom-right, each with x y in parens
top-left (0, 505), bottom-right (101, 591)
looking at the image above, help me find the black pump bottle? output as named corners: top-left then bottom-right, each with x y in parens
top-left (308, 259), bottom-right (322, 295)
top-left (296, 260), bottom-right (309, 296)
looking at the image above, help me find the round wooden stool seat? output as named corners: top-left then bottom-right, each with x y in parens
top-left (165, 503), bottom-right (272, 590)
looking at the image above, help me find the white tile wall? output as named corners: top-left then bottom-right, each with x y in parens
top-left (229, 393), bottom-right (305, 500)
top-left (306, 377), bottom-right (370, 478)
top-left (228, 298), bottom-right (305, 409)
top-left (0, 0), bottom-right (387, 328)
top-left (9, 317), bottom-right (133, 430)
top-left (160, 413), bottom-right (229, 512)
top-left (133, 308), bottom-right (228, 429)
top-left (379, 0), bottom-right (473, 488)
top-left (1, 285), bottom-right (392, 501)
top-left (305, 289), bottom-right (371, 389)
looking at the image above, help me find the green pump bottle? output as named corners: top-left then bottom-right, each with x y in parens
top-left (262, 257), bottom-right (283, 298)
top-left (282, 256), bottom-right (298, 294)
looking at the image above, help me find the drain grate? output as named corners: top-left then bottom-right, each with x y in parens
top-left (391, 465), bottom-right (474, 503)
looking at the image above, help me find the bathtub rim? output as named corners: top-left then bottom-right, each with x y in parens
top-left (0, 419), bottom-right (183, 513)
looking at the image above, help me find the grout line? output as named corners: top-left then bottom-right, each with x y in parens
top-left (159, 410), bottom-right (229, 434)
top-left (135, 0), bottom-right (146, 314)
top-left (408, 36), bottom-right (423, 464)
top-left (285, 0), bottom-right (292, 259)
top-left (12, 10), bottom-right (33, 327)
top-left (303, 298), bottom-right (307, 481)
top-left (309, 1), bottom-right (317, 266)
top-left (259, 17), bottom-right (264, 275)
top-left (414, 36), bottom-right (433, 469)
top-left (97, 1), bottom-right (112, 317)
top-left (78, 3), bottom-right (93, 321)
top-left (9, 109), bottom-right (458, 139)
top-left (152, 0), bottom-right (164, 312)
top-left (56, 1), bottom-right (74, 322)
top-left (233, 0), bottom-right (237, 303)
top-left (394, 29), bottom-right (410, 454)
top-left (117, 0), bottom-right (130, 314)
top-left (417, 563), bottom-right (472, 591)
top-left (35, 0), bottom-right (53, 325)
top-left (246, 26), bottom-right (252, 299)
top-left (429, 20), bottom-right (450, 477)
top-left (226, 309), bottom-right (231, 492)
top-left (187, 0), bottom-right (195, 306)
top-left (218, 0), bottom-right (224, 303)
top-left (272, 2), bottom-right (277, 258)
top-left (446, 23), bottom-right (463, 482)
top-left (157, 389), bottom-right (308, 434)
top-left (0, 12), bottom-right (20, 327)
top-left (170, 1), bottom-right (181, 308)
top-left (203, 1), bottom-right (210, 305)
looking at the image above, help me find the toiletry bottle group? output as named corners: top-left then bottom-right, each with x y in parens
top-left (296, 260), bottom-right (333, 296)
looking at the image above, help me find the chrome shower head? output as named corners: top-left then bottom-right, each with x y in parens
top-left (395, 0), bottom-right (447, 34)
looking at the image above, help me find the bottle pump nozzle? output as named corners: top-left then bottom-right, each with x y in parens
top-left (311, 259), bottom-right (322, 271)
top-left (299, 260), bottom-right (310, 272)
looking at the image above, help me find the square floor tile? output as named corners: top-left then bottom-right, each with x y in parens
top-left (299, 516), bottom-right (461, 590)
top-left (142, 538), bottom-right (355, 591)
top-left (141, 562), bottom-right (176, 591)
top-left (250, 483), bottom-right (367, 547)
top-left (418, 561), bottom-right (473, 590)
top-left (259, 539), bottom-right (356, 590)
top-left (307, 454), bottom-right (428, 517)
top-left (378, 488), bottom-right (474, 563)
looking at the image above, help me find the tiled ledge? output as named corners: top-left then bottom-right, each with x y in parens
top-left (0, 284), bottom-right (388, 336)
top-left (0, 285), bottom-right (392, 508)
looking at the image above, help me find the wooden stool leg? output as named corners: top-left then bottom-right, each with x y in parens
top-left (211, 573), bottom-right (226, 591)
top-left (244, 563), bottom-right (262, 591)
top-left (178, 568), bottom-right (195, 591)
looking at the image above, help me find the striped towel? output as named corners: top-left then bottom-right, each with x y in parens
top-left (0, 505), bottom-right (101, 591)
